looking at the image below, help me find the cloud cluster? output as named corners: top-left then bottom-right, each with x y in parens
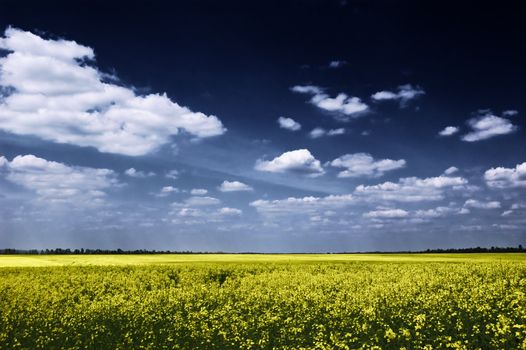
top-left (463, 199), bottom-right (501, 209)
top-left (277, 117), bottom-right (301, 131)
top-left (484, 162), bottom-right (526, 188)
top-left (330, 153), bottom-right (406, 178)
top-left (363, 208), bottom-right (409, 218)
top-left (255, 149), bottom-right (324, 176)
top-left (354, 175), bottom-right (468, 202)
top-left (219, 180), bottom-right (253, 192)
top-left (124, 168), bottom-right (155, 178)
top-left (371, 84), bottom-right (424, 106)
top-left (0, 28), bottom-right (226, 156)
top-left (250, 194), bottom-right (354, 215)
top-left (462, 112), bottom-right (516, 142)
top-left (291, 85), bottom-right (368, 119)
top-left (0, 154), bottom-right (118, 204)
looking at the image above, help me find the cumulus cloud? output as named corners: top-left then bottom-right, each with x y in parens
top-left (291, 85), bottom-right (368, 119)
top-left (250, 194), bottom-right (355, 215)
top-left (354, 175), bottom-right (468, 202)
top-left (363, 208), bottom-right (409, 218)
top-left (484, 162), bottom-right (526, 188)
top-left (309, 127), bottom-right (345, 138)
top-left (190, 188), bottom-right (208, 195)
top-left (0, 154), bottom-right (118, 204)
top-left (0, 28), bottom-right (226, 156)
top-left (330, 153), bottom-right (406, 178)
top-left (277, 117), bottom-right (301, 131)
top-left (371, 84), bottom-right (424, 106)
top-left (124, 168), bottom-right (155, 178)
top-left (462, 111), bottom-right (516, 142)
top-left (438, 126), bottom-right (459, 136)
top-left (255, 149), bottom-right (324, 176)
top-left (463, 199), bottom-right (501, 209)
top-left (219, 180), bottom-right (253, 192)
top-left (218, 207), bottom-right (242, 216)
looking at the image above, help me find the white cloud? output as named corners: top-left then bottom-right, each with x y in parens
top-left (438, 126), bottom-right (459, 136)
top-left (328, 60), bottom-right (347, 68)
top-left (444, 166), bottom-right (459, 175)
top-left (165, 169), bottom-right (179, 180)
top-left (0, 28), bottom-right (226, 156)
top-left (291, 85), bottom-right (368, 119)
top-left (219, 180), bottom-right (253, 192)
top-left (290, 85), bottom-right (323, 94)
top-left (190, 188), bottom-right (208, 195)
top-left (255, 149), bottom-right (324, 176)
top-left (218, 207), bottom-right (242, 216)
top-left (463, 199), bottom-right (501, 209)
top-left (502, 110), bottom-right (518, 117)
top-left (185, 196), bottom-right (221, 206)
top-left (484, 162), bottom-right (526, 188)
top-left (501, 210), bottom-right (513, 216)
top-left (371, 84), bottom-right (424, 106)
top-left (414, 206), bottom-right (457, 218)
top-left (277, 117), bottom-right (301, 131)
top-left (124, 168), bottom-right (155, 178)
top-left (250, 194), bottom-right (355, 215)
top-left (330, 153), bottom-right (406, 178)
top-left (327, 128), bottom-right (345, 136)
top-left (155, 186), bottom-right (179, 197)
top-left (363, 208), bottom-right (409, 218)
top-left (354, 175), bottom-right (468, 202)
top-left (462, 112), bottom-right (516, 142)
top-left (309, 127), bottom-right (326, 139)
top-left (309, 127), bottom-right (346, 138)
top-left (0, 154), bottom-right (118, 204)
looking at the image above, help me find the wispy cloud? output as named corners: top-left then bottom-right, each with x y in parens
top-left (371, 84), bottom-right (424, 107)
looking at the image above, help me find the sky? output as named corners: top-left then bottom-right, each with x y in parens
top-left (0, 0), bottom-right (525, 252)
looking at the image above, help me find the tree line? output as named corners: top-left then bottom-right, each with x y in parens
top-left (0, 245), bottom-right (524, 255)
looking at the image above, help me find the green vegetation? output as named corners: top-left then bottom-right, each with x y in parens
top-left (1, 254), bottom-right (525, 349)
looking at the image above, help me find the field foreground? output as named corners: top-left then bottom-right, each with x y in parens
top-left (1, 253), bottom-right (525, 349)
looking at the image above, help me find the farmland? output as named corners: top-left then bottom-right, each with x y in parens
top-left (1, 254), bottom-right (525, 349)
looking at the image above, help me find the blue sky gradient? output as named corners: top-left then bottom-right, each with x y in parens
top-left (0, 1), bottom-right (525, 251)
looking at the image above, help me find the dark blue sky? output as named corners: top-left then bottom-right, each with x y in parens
top-left (0, 0), bottom-right (524, 251)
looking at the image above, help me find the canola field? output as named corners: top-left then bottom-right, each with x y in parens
top-left (0, 253), bottom-right (525, 349)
